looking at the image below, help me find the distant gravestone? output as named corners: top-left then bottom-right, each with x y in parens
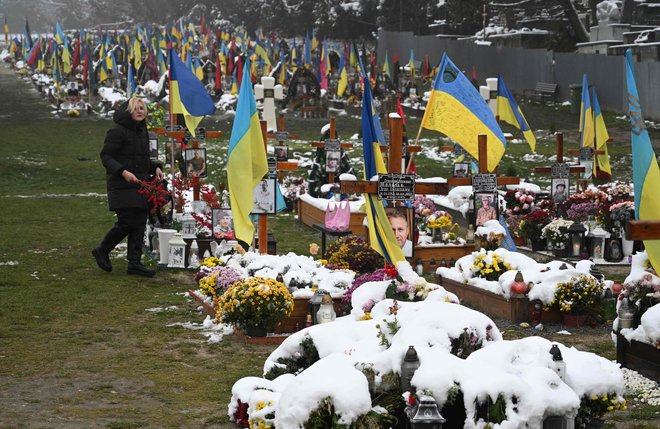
top-left (254, 76), bottom-right (284, 132)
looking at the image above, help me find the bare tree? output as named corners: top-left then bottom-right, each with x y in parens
top-left (555, 0), bottom-right (589, 43)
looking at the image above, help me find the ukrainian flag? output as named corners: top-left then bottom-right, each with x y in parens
top-left (227, 58), bottom-right (269, 244)
top-left (579, 74), bottom-right (595, 149)
top-left (626, 49), bottom-right (660, 273)
top-left (592, 87), bottom-right (611, 177)
top-left (421, 53), bottom-right (506, 172)
top-left (254, 34), bottom-right (271, 66)
top-left (358, 56), bottom-right (405, 265)
top-left (337, 53), bottom-right (348, 97)
top-left (54, 22), bottom-right (66, 44)
top-left (127, 63), bottom-right (136, 98)
top-left (497, 74), bottom-right (536, 151)
top-left (194, 57), bottom-right (203, 80)
top-left (168, 48), bottom-right (215, 137)
top-left (382, 50), bottom-right (390, 79)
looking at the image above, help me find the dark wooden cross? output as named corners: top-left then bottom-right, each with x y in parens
top-left (567, 140), bottom-right (608, 191)
top-left (152, 125), bottom-right (223, 204)
top-left (266, 114), bottom-right (299, 182)
top-left (310, 117), bottom-right (354, 184)
top-left (533, 132), bottom-right (586, 194)
top-left (626, 221), bottom-right (660, 240)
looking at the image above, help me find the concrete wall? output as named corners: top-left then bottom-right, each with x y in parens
top-left (378, 29), bottom-right (660, 120)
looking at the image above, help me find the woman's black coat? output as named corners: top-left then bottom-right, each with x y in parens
top-left (100, 103), bottom-right (162, 211)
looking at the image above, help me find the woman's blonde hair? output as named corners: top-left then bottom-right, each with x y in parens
top-left (127, 97), bottom-right (146, 113)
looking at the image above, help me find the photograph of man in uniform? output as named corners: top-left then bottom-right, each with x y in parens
top-left (275, 145), bottom-right (288, 162)
top-left (475, 193), bottom-right (498, 226)
top-left (552, 179), bottom-right (569, 202)
top-left (385, 208), bottom-right (414, 258)
top-left (454, 162), bottom-right (469, 178)
top-left (212, 208), bottom-right (235, 240)
top-left (185, 148), bottom-right (207, 178)
top-left (252, 178), bottom-right (275, 214)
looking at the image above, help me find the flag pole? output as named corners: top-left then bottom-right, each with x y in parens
top-left (405, 125), bottom-right (424, 173)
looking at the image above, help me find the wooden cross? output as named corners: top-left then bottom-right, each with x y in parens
top-left (152, 125), bottom-right (223, 202)
top-left (626, 221), bottom-right (660, 240)
top-left (341, 124), bottom-right (519, 200)
top-left (533, 132), bottom-right (586, 194)
top-left (266, 114), bottom-right (299, 182)
top-left (310, 117), bottom-right (354, 184)
top-left (385, 113), bottom-right (422, 174)
top-left (567, 141), bottom-right (607, 191)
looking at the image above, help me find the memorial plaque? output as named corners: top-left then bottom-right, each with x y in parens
top-left (551, 163), bottom-right (570, 178)
top-left (579, 147), bottom-right (594, 160)
top-left (264, 88), bottom-right (275, 98)
top-left (274, 131), bottom-right (289, 142)
top-left (165, 124), bottom-right (183, 132)
top-left (472, 173), bottom-right (497, 193)
top-left (377, 174), bottom-right (416, 201)
top-left (267, 156), bottom-right (278, 173)
top-left (324, 139), bottom-right (341, 151)
top-left (194, 127), bottom-right (206, 139)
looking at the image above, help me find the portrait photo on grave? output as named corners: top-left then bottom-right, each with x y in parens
top-left (165, 140), bottom-right (183, 164)
top-left (212, 208), bottom-right (235, 240)
top-left (149, 137), bottom-right (159, 160)
top-left (325, 149), bottom-right (341, 173)
top-left (551, 178), bottom-right (569, 202)
top-left (275, 145), bottom-right (288, 162)
top-left (475, 192), bottom-right (499, 226)
top-left (185, 148), bottom-right (207, 178)
top-left (385, 207), bottom-right (414, 258)
top-left (580, 159), bottom-right (594, 179)
top-left (252, 177), bottom-right (276, 214)
top-left (454, 162), bottom-right (470, 178)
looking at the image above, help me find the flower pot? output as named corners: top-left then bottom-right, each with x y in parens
top-left (513, 236), bottom-right (525, 246)
top-left (530, 239), bottom-right (546, 251)
top-left (245, 325), bottom-right (268, 337)
top-left (563, 313), bottom-right (587, 327)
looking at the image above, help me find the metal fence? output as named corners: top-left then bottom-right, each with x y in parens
top-left (377, 30), bottom-right (660, 120)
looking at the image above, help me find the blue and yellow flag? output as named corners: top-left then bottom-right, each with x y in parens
top-left (54, 22), bottom-right (66, 44)
top-left (304, 32), bottom-right (311, 67)
top-left (193, 57), bottom-right (203, 80)
top-left (421, 53), bottom-right (506, 172)
top-left (359, 56), bottom-right (405, 265)
top-left (592, 87), bottom-right (611, 176)
top-left (579, 74), bottom-right (595, 149)
top-left (227, 58), bottom-right (269, 244)
top-left (496, 74), bottom-right (535, 151)
top-left (382, 50), bottom-right (390, 79)
top-left (625, 49), bottom-right (660, 273)
top-left (168, 48), bottom-right (215, 137)
top-left (337, 53), bottom-right (348, 97)
top-left (254, 33), bottom-right (271, 66)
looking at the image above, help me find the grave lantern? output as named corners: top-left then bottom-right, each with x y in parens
top-left (549, 344), bottom-right (567, 382)
top-left (405, 395), bottom-right (445, 429)
top-left (401, 346), bottom-right (421, 393)
top-left (617, 297), bottom-right (635, 330)
top-left (588, 226), bottom-right (610, 260)
top-left (181, 212), bottom-right (197, 239)
top-left (308, 289), bottom-right (327, 324)
top-left (316, 293), bottom-right (336, 324)
top-left (167, 232), bottom-right (187, 268)
top-left (567, 223), bottom-right (586, 258)
top-left (188, 239), bottom-right (199, 269)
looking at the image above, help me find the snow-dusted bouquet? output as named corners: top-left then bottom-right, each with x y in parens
top-left (621, 273), bottom-right (660, 319)
top-left (198, 265), bottom-right (243, 298)
top-left (609, 201), bottom-right (635, 235)
top-left (541, 219), bottom-right (573, 248)
top-left (384, 264), bottom-right (433, 301)
top-left (282, 175), bottom-right (308, 203)
top-left (471, 252), bottom-right (514, 281)
top-left (548, 274), bottom-right (602, 314)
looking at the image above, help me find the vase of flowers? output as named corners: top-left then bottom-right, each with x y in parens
top-left (503, 189), bottom-right (535, 216)
top-left (520, 210), bottom-right (552, 250)
top-left (609, 201), bottom-right (635, 255)
top-left (541, 219), bottom-right (573, 252)
top-left (215, 277), bottom-right (294, 335)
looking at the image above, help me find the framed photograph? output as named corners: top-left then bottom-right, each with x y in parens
top-left (275, 145), bottom-right (288, 162)
top-left (148, 133), bottom-right (159, 160)
top-left (580, 160), bottom-right (594, 179)
top-left (385, 207), bottom-right (414, 258)
top-left (165, 139), bottom-right (182, 165)
top-left (212, 208), bottom-right (236, 241)
top-left (325, 149), bottom-right (341, 173)
top-left (474, 192), bottom-right (499, 226)
top-left (551, 178), bottom-right (569, 203)
top-left (252, 177), bottom-right (276, 214)
top-left (185, 148), bottom-right (207, 178)
top-left (453, 162), bottom-right (470, 178)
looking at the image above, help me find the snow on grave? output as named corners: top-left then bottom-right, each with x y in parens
top-left (227, 260), bottom-right (625, 428)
